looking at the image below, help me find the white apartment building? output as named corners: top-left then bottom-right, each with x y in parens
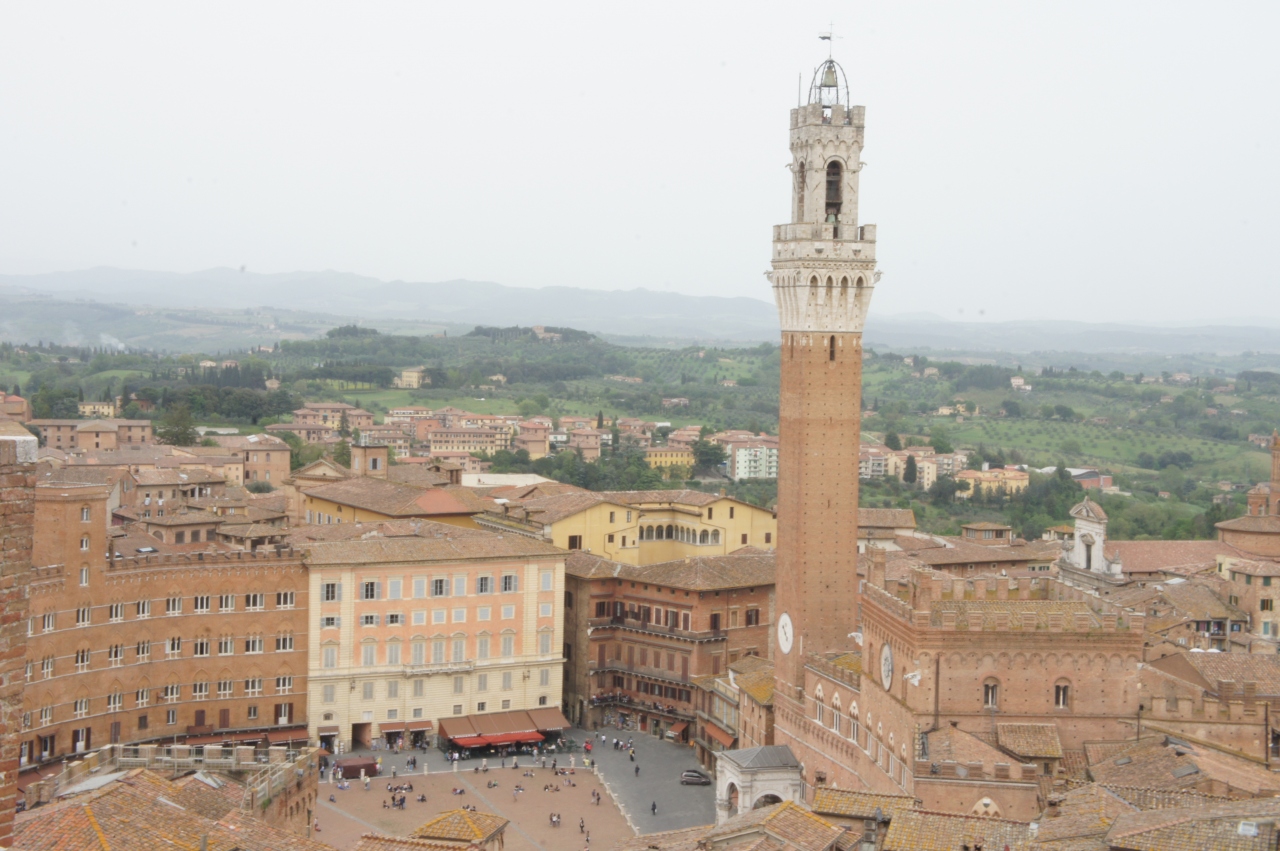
top-left (726, 439), bottom-right (780, 482)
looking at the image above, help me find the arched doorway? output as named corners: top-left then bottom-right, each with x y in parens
top-left (726, 783), bottom-right (739, 812)
top-left (753, 794), bottom-right (784, 809)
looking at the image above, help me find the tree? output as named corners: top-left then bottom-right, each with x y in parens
top-left (691, 439), bottom-right (727, 473)
top-left (156, 404), bottom-right (199, 446)
top-left (333, 439), bottom-right (352, 468)
top-left (903, 455), bottom-right (918, 484)
top-left (884, 431), bottom-right (902, 451)
top-left (596, 410), bottom-right (605, 429)
top-left (245, 479), bottom-right (275, 493)
top-left (1000, 399), bottom-right (1022, 418)
top-left (338, 409), bottom-right (351, 437)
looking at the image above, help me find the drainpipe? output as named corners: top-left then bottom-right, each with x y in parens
top-left (933, 655), bottom-right (941, 731)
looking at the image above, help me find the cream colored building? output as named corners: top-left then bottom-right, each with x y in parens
top-left (303, 532), bottom-right (567, 754)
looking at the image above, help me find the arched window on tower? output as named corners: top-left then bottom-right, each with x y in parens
top-left (983, 678), bottom-right (1000, 709)
top-left (825, 161), bottom-right (843, 234)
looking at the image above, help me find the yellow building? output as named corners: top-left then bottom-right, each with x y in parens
top-left (392, 366), bottom-right (430, 389)
top-left (955, 467), bottom-right (1031, 499)
top-left (644, 445), bottom-right (695, 478)
top-left (476, 488), bottom-right (776, 565)
top-left (302, 476), bottom-right (490, 528)
top-left (77, 401), bottom-right (119, 418)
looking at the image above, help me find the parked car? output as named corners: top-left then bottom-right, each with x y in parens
top-left (680, 769), bottom-right (712, 785)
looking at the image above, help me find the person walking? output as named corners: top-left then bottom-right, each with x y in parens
top-left (634, 765), bottom-right (640, 777)
top-left (651, 801), bottom-right (657, 815)
top-left (579, 817), bottom-right (585, 834)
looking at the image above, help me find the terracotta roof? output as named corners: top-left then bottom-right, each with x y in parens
top-left (1088, 736), bottom-right (1280, 796)
top-left (386, 466), bottom-right (453, 487)
top-left (910, 538), bottom-right (1036, 567)
top-left (284, 519), bottom-right (488, 545)
top-left (1104, 798), bottom-right (1280, 851)
top-left (208, 433), bottom-right (289, 450)
top-left (736, 667), bottom-right (776, 706)
top-left (828, 652), bottom-right (863, 674)
top-left (997, 723), bottom-right (1064, 759)
top-left (811, 787), bottom-right (915, 819)
top-left (302, 534), bottom-right (564, 566)
top-left (411, 808), bottom-right (508, 842)
top-left (1173, 651), bottom-right (1280, 697)
top-left (304, 477), bottom-right (485, 517)
top-left (142, 508), bottom-right (223, 527)
top-left (1071, 498), bottom-right (1108, 522)
top-left (1031, 783), bottom-right (1137, 849)
top-left (1099, 784), bottom-right (1234, 811)
top-left (882, 810), bottom-right (1032, 851)
top-left (1217, 514), bottom-right (1280, 534)
top-left (1106, 540), bottom-right (1234, 574)
top-left (922, 725), bottom-right (1011, 768)
top-left (611, 825), bottom-right (717, 851)
top-left (353, 835), bottom-right (479, 851)
top-left (597, 489), bottom-right (721, 507)
top-left (135, 468), bottom-right (225, 486)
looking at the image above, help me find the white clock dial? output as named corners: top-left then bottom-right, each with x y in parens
top-left (777, 613), bottom-right (794, 655)
top-left (880, 643), bottom-right (894, 690)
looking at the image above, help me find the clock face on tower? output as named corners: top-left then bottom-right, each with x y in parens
top-left (777, 613), bottom-right (794, 655)
top-left (880, 643), bottom-right (894, 690)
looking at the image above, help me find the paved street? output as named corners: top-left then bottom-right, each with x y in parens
top-left (585, 726), bottom-right (717, 832)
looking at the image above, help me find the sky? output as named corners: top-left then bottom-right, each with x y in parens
top-left (1, 1), bottom-right (1277, 323)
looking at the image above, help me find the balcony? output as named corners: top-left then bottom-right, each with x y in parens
top-left (589, 692), bottom-right (695, 720)
top-left (588, 659), bottom-right (691, 686)
top-left (588, 616), bottom-right (725, 643)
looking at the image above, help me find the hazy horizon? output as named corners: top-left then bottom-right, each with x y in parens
top-left (2, 2), bottom-right (1277, 324)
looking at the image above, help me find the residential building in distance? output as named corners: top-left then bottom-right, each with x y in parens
top-left (31, 419), bottom-right (153, 450)
top-left (209, 433), bottom-right (291, 485)
top-left (476, 489), bottom-right (776, 564)
top-left (566, 428), bottom-right (602, 461)
top-left (662, 397), bottom-right (690, 408)
top-left (724, 436), bottom-right (780, 482)
top-left (561, 549), bottom-right (774, 742)
top-left (513, 421), bottom-right (550, 459)
top-left (301, 476), bottom-right (490, 528)
top-left (291, 401), bottom-right (374, 431)
top-left (303, 531), bottom-right (565, 754)
top-left (644, 444), bottom-right (695, 476)
top-left (392, 366), bottom-right (430, 388)
top-left (358, 424), bottom-right (412, 458)
top-left (77, 401), bottom-right (118, 419)
top-left (954, 465), bottom-right (1030, 498)
top-left (1, 392), bottom-right (32, 422)
top-left (424, 426), bottom-right (509, 455)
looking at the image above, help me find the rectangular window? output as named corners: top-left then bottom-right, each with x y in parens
top-left (412, 642), bottom-right (426, 665)
top-left (108, 644), bottom-right (124, 666)
top-left (108, 603), bottom-right (123, 622)
top-left (540, 603), bottom-right (553, 618)
top-left (568, 535), bottom-right (583, 550)
top-left (76, 606), bottom-right (91, 626)
top-left (502, 605), bottom-right (515, 620)
top-left (137, 599), bottom-right (152, 618)
top-left (276, 676), bottom-right (293, 695)
top-left (74, 698), bottom-right (89, 718)
top-left (193, 681), bottom-right (209, 701)
top-left (539, 632), bottom-right (552, 654)
top-left (431, 578), bottom-right (448, 597)
top-left (1263, 599), bottom-right (1275, 612)
top-left (433, 640), bottom-right (445, 664)
top-left (194, 595), bottom-right (210, 613)
top-left (323, 647), bottom-right (338, 668)
top-left (135, 641), bottom-right (150, 662)
top-left (165, 596), bottom-right (182, 615)
top-left (361, 581), bottom-right (379, 600)
top-left (453, 676), bottom-right (464, 695)
top-left (322, 615), bottom-right (338, 629)
top-left (218, 636), bottom-right (234, 655)
top-left (502, 671), bottom-right (513, 691)
top-left (476, 701), bottom-right (487, 712)
top-left (477, 673), bottom-right (489, 691)
top-left (361, 613), bottom-right (378, 627)
top-left (477, 636), bottom-right (490, 659)
top-left (245, 678), bottom-right (263, 697)
top-left (541, 571), bottom-right (553, 591)
top-left (247, 705), bottom-right (258, 720)
top-left (136, 688), bottom-right (150, 707)
top-left (413, 679), bottom-right (424, 698)
top-left (452, 638), bottom-right (465, 662)
top-left (276, 591), bottom-right (296, 609)
top-left (362, 645), bottom-right (376, 666)
top-left (322, 684), bottom-right (336, 703)
top-left (322, 583), bottom-right (339, 602)
top-left (275, 634), bottom-right (294, 651)
top-left (501, 574), bottom-right (518, 593)
top-left (107, 692), bottom-right (123, 712)
top-left (218, 680), bottom-right (233, 698)
top-left (387, 643), bottom-right (401, 665)
top-left (453, 608), bottom-right (466, 623)
top-left (162, 684), bottom-right (181, 703)
top-left (454, 576), bottom-right (467, 597)
top-left (386, 680), bottom-right (399, 699)
top-left (245, 593), bottom-right (265, 611)
top-left (244, 635), bottom-right (264, 654)
top-left (362, 682), bottom-right (374, 700)
top-left (432, 609), bottom-right (447, 625)
top-left (75, 648), bottom-right (90, 671)
top-left (219, 594), bottom-right (235, 612)
top-left (540, 668), bottom-right (551, 686)
top-left (387, 613), bottom-right (403, 626)
top-left (745, 608), bottom-right (760, 626)
top-left (385, 579), bottom-right (401, 600)
top-left (476, 576), bottom-right (493, 595)
top-left (193, 638), bottom-right (210, 657)
top-left (166, 636), bottom-right (182, 658)
top-left (501, 635), bottom-right (515, 657)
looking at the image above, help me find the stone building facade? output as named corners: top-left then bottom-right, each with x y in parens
top-left (0, 436), bottom-right (36, 846)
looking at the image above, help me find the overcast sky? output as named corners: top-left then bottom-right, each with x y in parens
top-left (1, 2), bottom-right (1276, 323)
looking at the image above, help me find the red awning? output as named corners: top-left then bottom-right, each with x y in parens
top-left (380, 722), bottom-right (406, 733)
top-left (703, 723), bottom-right (736, 748)
top-left (668, 721), bottom-right (688, 736)
top-left (405, 720), bottom-right (434, 732)
top-left (267, 728), bottom-right (307, 743)
top-left (527, 707), bottom-right (572, 731)
top-left (451, 736), bottom-right (490, 748)
top-left (485, 731), bottom-right (545, 746)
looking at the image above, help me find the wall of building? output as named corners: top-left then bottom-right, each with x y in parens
top-left (0, 439), bottom-right (35, 847)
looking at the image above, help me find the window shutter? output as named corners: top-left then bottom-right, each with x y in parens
top-left (336, 582), bottom-right (343, 601)
top-left (335, 617), bottom-right (341, 629)
top-left (375, 582), bottom-right (382, 600)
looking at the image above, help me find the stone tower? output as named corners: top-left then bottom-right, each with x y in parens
top-left (769, 56), bottom-right (877, 710)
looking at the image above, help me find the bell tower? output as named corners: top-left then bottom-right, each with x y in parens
top-left (770, 55), bottom-right (878, 712)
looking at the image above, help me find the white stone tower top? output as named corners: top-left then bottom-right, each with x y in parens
top-left (769, 55), bottom-right (878, 333)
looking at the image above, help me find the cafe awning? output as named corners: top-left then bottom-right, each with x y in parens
top-left (451, 736), bottom-right (490, 749)
top-left (485, 732), bottom-right (545, 746)
top-left (527, 707), bottom-right (572, 731)
top-left (438, 717), bottom-right (479, 741)
top-left (405, 720), bottom-right (434, 732)
top-left (379, 722), bottom-right (406, 734)
top-left (703, 722), bottom-right (736, 748)
top-left (668, 721), bottom-right (688, 736)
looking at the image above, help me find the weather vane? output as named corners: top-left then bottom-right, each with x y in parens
top-left (819, 23), bottom-right (841, 58)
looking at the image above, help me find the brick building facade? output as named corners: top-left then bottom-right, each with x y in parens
top-left (0, 436), bottom-right (36, 846)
